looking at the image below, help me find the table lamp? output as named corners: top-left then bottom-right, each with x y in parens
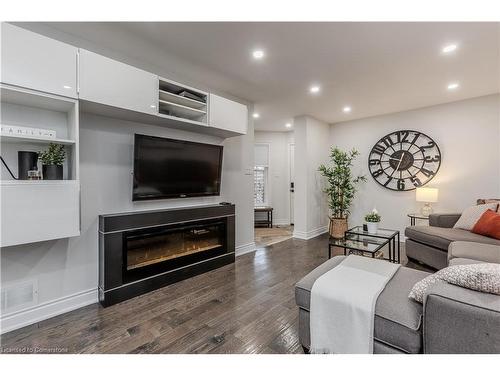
top-left (416, 187), bottom-right (439, 217)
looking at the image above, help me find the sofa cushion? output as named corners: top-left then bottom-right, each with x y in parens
top-left (449, 258), bottom-right (485, 266)
top-left (374, 267), bottom-right (429, 353)
top-left (295, 256), bottom-right (346, 310)
top-left (405, 226), bottom-right (500, 251)
top-left (295, 256), bottom-right (430, 354)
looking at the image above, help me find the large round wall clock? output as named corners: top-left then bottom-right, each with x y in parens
top-left (368, 130), bottom-right (441, 191)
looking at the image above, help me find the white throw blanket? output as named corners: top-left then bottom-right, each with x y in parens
top-left (310, 255), bottom-right (401, 353)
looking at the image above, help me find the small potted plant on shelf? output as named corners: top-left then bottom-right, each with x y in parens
top-left (364, 209), bottom-right (381, 234)
top-left (319, 147), bottom-right (366, 238)
top-left (38, 143), bottom-right (65, 180)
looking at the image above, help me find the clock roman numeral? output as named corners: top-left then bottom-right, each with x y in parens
top-left (381, 135), bottom-right (394, 148)
top-left (420, 168), bottom-right (435, 178)
top-left (371, 144), bottom-right (386, 156)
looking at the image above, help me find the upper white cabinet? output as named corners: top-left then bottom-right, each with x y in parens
top-left (209, 94), bottom-right (248, 135)
top-left (79, 49), bottom-right (158, 115)
top-left (1, 23), bottom-right (78, 98)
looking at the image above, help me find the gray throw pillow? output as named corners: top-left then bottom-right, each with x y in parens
top-left (409, 263), bottom-right (500, 303)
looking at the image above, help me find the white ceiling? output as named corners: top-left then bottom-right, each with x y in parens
top-left (32, 22), bottom-right (500, 131)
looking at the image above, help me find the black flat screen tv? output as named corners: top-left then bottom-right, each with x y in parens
top-left (133, 134), bottom-right (223, 201)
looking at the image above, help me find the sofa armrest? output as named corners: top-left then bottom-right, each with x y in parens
top-left (423, 282), bottom-right (500, 353)
top-left (429, 213), bottom-right (461, 228)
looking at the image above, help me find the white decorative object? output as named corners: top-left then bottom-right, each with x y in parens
top-left (367, 222), bottom-right (379, 234)
top-left (416, 187), bottom-right (439, 216)
top-left (1, 124), bottom-right (56, 139)
top-left (364, 208), bottom-right (381, 234)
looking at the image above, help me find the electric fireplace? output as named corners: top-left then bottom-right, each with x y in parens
top-left (99, 204), bottom-right (235, 306)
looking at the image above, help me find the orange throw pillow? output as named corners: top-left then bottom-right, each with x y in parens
top-left (472, 209), bottom-right (500, 240)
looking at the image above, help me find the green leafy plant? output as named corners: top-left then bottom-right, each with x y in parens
top-left (38, 143), bottom-right (66, 166)
top-left (318, 147), bottom-right (366, 219)
top-left (365, 209), bottom-right (381, 223)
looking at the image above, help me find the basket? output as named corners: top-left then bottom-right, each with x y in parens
top-left (329, 217), bottom-right (348, 238)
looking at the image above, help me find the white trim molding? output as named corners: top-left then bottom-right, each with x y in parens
top-left (0, 288), bottom-right (98, 334)
top-left (293, 226), bottom-right (328, 240)
top-left (235, 242), bottom-right (256, 257)
top-left (273, 219), bottom-right (291, 226)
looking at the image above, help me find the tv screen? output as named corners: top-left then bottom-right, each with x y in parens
top-left (133, 134), bottom-right (223, 201)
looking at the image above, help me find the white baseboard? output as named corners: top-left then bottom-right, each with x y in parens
top-left (273, 219), bottom-right (290, 226)
top-left (235, 242), bottom-right (256, 257)
top-left (0, 288), bottom-right (98, 334)
top-left (293, 226), bottom-right (328, 240)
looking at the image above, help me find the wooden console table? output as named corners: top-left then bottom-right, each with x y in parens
top-left (254, 206), bottom-right (273, 228)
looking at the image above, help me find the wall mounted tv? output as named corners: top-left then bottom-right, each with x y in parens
top-left (133, 134), bottom-right (223, 201)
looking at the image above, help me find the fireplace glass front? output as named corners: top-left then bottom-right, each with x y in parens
top-left (123, 220), bottom-right (226, 280)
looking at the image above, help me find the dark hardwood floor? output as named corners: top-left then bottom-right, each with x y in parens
top-left (0, 234), bottom-right (419, 354)
top-left (0, 234), bottom-right (332, 354)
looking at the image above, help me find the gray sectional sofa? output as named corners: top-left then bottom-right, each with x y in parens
top-left (295, 241), bottom-right (500, 354)
top-left (406, 213), bottom-right (500, 270)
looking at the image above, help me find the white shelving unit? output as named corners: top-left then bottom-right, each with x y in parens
top-left (158, 77), bottom-right (208, 124)
top-left (0, 84), bottom-right (80, 247)
top-left (0, 133), bottom-right (76, 145)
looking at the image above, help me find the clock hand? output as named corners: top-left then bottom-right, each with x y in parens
top-left (394, 154), bottom-right (405, 174)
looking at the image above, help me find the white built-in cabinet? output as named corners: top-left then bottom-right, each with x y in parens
top-left (0, 23), bottom-right (78, 98)
top-left (0, 24), bottom-right (249, 248)
top-left (209, 94), bottom-right (248, 135)
top-left (78, 49), bottom-right (158, 115)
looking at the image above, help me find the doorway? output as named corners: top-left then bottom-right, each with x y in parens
top-left (289, 143), bottom-right (295, 225)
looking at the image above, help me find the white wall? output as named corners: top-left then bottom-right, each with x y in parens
top-left (254, 131), bottom-right (294, 225)
top-left (293, 116), bottom-right (330, 239)
top-left (329, 94), bottom-right (500, 237)
top-left (0, 25), bottom-right (255, 333)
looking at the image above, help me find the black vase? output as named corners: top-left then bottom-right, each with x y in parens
top-left (18, 151), bottom-right (38, 180)
top-left (43, 164), bottom-right (63, 180)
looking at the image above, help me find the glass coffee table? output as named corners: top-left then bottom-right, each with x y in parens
top-left (328, 226), bottom-right (401, 263)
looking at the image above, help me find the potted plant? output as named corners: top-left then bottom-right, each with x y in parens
top-left (365, 209), bottom-right (381, 234)
top-left (319, 147), bottom-right (366, 238)
top-left (38, 143), bottom-right (66, 180)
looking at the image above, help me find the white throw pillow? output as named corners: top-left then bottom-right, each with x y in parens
top-left (453, 203), bottom-right (499, 231)
top-left (409, 263), bottom-right (500, 303)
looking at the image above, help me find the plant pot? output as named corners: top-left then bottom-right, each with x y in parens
top-left (366, 222), bottom-right (379, 234)
top-left (329, 217), bottom-right (348, 238)
top-left (42, 164), bottom-right (63, 180)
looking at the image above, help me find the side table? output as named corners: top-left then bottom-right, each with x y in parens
top-left (407, 213), bottom-right (429, 226)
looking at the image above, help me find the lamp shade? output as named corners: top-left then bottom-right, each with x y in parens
top-left (416, 187), bottom-right (439, 203)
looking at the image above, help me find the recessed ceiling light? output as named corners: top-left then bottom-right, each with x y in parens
top-left (150, 105), bottom-right (156, 109)
top-left (343, 106), bottom-right (352, 113)
top-left (252, 49), bottom-right (265, 60)
top-left (447, 82), bottom-right (460, 90)
top-left (309, 85), bottom-right (321, 94)
top-left (252, 112), bottom-right (260, 119)
top-left (285, 123), bottom-right (292, 128)
top-left (442, 43), bottom-right (458, 54)
top-left (63, 85), bottom-right (72, 89)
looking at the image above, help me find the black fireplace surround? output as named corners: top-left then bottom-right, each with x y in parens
top-left (98, 204), bottom-right (235, 306)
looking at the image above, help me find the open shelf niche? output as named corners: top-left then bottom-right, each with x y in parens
top-left (0, 84), bottom-right (79, 181)
top-left (158, 77), bottom-right (208, 125)
top-left (0, 84), bottom-right (80, 247)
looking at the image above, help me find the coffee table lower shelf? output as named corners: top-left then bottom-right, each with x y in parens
top-left (328, 228), bottom-right (400, 263)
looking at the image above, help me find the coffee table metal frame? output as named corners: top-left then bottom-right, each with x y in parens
top-left (328, 235), bottom-right (387, 260)
top-left (328, 226), bottom-right (401, 263)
